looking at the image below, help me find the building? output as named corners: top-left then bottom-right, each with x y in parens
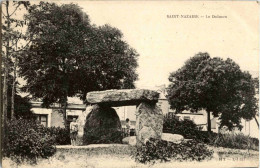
top-left (31, 101), bottom-right (85, 128)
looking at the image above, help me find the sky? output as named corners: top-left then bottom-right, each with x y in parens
top-left (10, 1), bottom-right (259, 103)
top-left (68, 1), bottom-right (259, 89)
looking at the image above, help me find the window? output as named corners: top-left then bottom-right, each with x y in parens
top-left (211, 118), bottom-right (216, 129)
top-left (36, 114), bottom-right (48, 127)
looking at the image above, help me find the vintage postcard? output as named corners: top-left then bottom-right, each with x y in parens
top-left (1, 1), bottom-right (259, 168)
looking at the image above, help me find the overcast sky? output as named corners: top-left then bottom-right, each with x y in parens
top-left (71, 1), bottom-right (258, 89)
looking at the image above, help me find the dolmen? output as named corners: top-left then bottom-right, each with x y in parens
top-left (84, 89), bottom-right (163, 146)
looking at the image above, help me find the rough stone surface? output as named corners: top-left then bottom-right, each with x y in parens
top-left (83, 104), bottom-right (122, 145)
top-left (161, 133), bottom-right (184, 144)
top-left (135, 102), bottom-right (163, 146)
top-left (86, 89), bottom-right (159, 106)
top-left (122, 136), bottom-right (136, 146)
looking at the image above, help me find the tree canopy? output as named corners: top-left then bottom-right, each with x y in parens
top-left (18, 2), bottom-right (139, 125)
top-left (167, 52), bottom-right (257, 131)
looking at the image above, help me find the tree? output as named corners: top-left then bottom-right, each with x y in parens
top-left (72, 24), bottom-right (139, 101)
top-left (2, 1), bottom-right (30, 122)
top-left (167, 52), bottom-right (257, 132)
top-left (253, 77), bottom-right (259, 128)
top-left (19, 2), bottom-right (138, 127)
top-left (1, 73), bottom-right (33, 120)
top-left (19, 2), bottom-right (93, 126)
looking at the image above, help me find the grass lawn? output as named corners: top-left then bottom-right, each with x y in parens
top-left (2, 144), bottom-right (259, 168)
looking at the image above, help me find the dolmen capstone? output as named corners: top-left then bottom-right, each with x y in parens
top-left (84, 89), bottom-right (164, 146)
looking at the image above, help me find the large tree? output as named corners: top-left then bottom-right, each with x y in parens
top-left (72, 24), bottom-right (139, 101)
top-left (19, 2), bottom-right (138, 126)
top-left (167, 52), bottom-right (257, 132)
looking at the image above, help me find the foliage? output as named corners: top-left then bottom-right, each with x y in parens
top-left (163, 116), bottom-right (259, 150)
top-left (10, 95), bottom-right (34, 119)
top-left (3, 118), bottom-right (56, 164)
top-left (43, 127), bottom-right (71, 145)
top-left (131, 138), bottom-right (213, 164)
top-left (2, 0), bottom-right (30, 122)
top-left (210, 133), bottom-right (259, 151)
top-left (253, 77), bottom-right (259, 127)
top-left (19, 2), bottom-right (138, 112)
top-left (167, 52), bottom-right (257, 131)
top-left (163, 116), bottom-right (199, 139)
top-left (3, 74), bottom-right (34, 119)
top-left (2, 1), bottom-right (30, 72)
top-left (163, 117), bottom-right (216, 143)
top-left (84, 128), bottom-right (123, 145)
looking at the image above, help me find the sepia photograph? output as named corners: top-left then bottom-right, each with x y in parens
top-left (1, 1), bottom-right (259, 168)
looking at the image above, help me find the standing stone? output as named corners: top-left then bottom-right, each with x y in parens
top-left (135, 102), bottom-right (163, 147)
top-left (83, 104), bottom-right (122, 145)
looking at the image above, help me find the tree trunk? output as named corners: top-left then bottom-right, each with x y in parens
top-left (3, 60), bottom-right (8, 122)
top-left (3, 1), bottom-right (10, 123)
top-left (61, 60), bottom-right (69, 128)
top-left (254, 116), bottom-right (259, 128)
top-left (62, 98), bottom-right (67, 128)
top-left (207, 111), bottom-right (211, 132)
top-left (2, 1), bottom-right (10, 151)
top-left (11, 57), bottom-right (17, 119)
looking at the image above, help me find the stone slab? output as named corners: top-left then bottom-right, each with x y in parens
top-left (161, 133), bottom-right (184, 144)
top-left (122, 136), bottom-right (136, 146)
top-left (86, 89), bottom-right (159, 106)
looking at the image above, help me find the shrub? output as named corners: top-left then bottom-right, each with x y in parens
top-left (163, 116), bottom-right (259, 150)
top-left (163, 117), bottom-right (208, 140)
top-left (44, 127), bottom-right (71, 145)
top-left (163, 117), bottom-right (199, 138)
top-left (210, 133), bottom-right (259, 150)
top-left (84, 128), bottom-right (123, 145)
top-left (163, 117), bottom-right (219, 143)
top-left (3, 119), bottom-right (56, 164)
top-left (131, 138), bottom-right (213, 164)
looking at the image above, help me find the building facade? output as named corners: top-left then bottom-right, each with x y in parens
top-left (31, 101), bottom-right (85, 128)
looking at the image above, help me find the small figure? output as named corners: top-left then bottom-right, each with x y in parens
top-left (70, 118), bottom-right (78, 146)
top-left (126, 118), bottom-right (130, 137)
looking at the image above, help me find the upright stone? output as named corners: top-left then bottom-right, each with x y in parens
top-left (135, 102), bottom-right (163, 147)
top-left (83, 104), bottom-right (122, 145)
